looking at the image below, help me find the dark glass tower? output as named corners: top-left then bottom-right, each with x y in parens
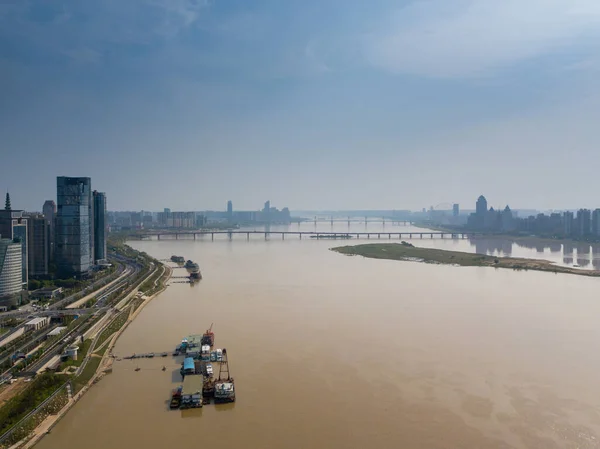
top-left (56, 177), bottom-right (93, 276)
top-left (93, 191), bottom-right (107, 261)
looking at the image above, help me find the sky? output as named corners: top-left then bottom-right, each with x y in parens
top-left (1, 0), bottom-right (600, 212)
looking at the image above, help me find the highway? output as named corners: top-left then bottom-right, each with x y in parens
top-left (0, 255), bottom-right (144, 379)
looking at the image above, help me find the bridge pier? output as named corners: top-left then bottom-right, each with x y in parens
top-left (228, 232), bottom-right (232, 240)
top-left (176, 234), bottom-right (179, 240)
top-left (430, 233), bottom-right (433, 239)
top-left (367, 234), bottom-right (370, 239)
top-left (388, 234), bottom-right (391, 239)
top-left (193, 234), bottom-right (196, 240)
top-left (247, 232), bottom-right (250, 240)
top-left (265, 232), bottom-right (268, 240)
top-left (211, 233), bottom-right (214, 241)
top-left (420, 233), bottom-right (423, 239)
top-left (378, 234), bottom-right (380, 239)
top-left (282, 233), bottom-right (284, 240)
top-left (157, 234), bottom-right (161, 240)
top-left (441, 233), bottom-right (444, 238)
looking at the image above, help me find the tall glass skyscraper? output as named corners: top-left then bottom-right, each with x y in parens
top-left (93, 191), bottom-right (107, 261)
top-left (56, 177), bottom-right (93, 276)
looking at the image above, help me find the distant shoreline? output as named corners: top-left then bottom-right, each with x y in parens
top-left (412, 224), bottom-right (600, 247)
top-left (331, 243), bottom-right (600, 277)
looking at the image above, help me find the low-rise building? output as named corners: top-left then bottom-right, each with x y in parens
top-left (24, 317), bottom-right (49, 331)
top-left (30, 287), bottom-right (63, 300)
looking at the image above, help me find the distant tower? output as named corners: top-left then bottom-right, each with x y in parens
top-left (4, 192), bottom-right (11, 211)
top-left (476, 196), bottom-right (487, 216)
top-left (263, 200), bottom-right (271, 223)
top-left (227, 200), bottom-right (233, 222)
top-left (452, 204), bottom-right (459, 217)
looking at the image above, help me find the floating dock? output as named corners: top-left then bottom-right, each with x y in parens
top-left (170, 325), bottom-right (235, 409)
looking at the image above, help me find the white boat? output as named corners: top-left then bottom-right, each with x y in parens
top-left (206, 363), bottom-right (213, 376)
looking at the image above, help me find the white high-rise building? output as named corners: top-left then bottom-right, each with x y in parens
top-left (0, 236), bottom-right (23, 305)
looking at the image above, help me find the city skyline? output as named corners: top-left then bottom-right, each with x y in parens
top-left (2, 1), bottom-right (600, 210)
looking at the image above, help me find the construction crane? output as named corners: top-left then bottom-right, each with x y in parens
top-left (201, 323), bottom-right (214, 346)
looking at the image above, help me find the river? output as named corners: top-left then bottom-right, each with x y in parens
top-left (37, 223), bottom-right (600, 449)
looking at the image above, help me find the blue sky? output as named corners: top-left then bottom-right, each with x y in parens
top-left (2, 0), bottom-right (600, 211)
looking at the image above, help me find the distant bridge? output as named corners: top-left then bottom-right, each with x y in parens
top-left (303, 217), bottom-right (413, 225)
top-left (133, 231), bottom-right (480, 241)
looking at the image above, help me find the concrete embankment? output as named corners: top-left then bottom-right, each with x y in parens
top-left (11, 263), bottom-right (173, 449)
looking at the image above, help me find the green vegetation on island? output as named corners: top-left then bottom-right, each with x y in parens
top-left (332, 242), bottom-right (600, 277)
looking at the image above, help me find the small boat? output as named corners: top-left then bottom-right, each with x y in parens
top-left (147, 353), bottom-right (154, 358)
top-left (135, 367), bottom-right (141, 372)
top-left (162, 366), bottom-right (166, 371)
top-left (206, 363), bottom-right (213, 377)
top-left (161, 352), bottom-right (168, 357)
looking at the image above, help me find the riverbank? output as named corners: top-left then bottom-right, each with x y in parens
top-left (7, 263), bottom-right (173, 449)
top-left (332, 243), bottom-right (600, 277)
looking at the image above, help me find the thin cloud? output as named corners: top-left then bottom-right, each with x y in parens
top-left (0, 0), bottom-right (212, 64)
top-left (366, 0), bottom-right (600, 78)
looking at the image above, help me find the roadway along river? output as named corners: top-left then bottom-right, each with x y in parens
top-left (38, 224), bottom-right (600, 449)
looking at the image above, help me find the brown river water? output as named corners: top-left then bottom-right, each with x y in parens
top-left (37, 224), bottom-right (600, 449)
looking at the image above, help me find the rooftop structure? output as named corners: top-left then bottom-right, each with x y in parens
top-left (30, 286), bottom-right (63, 299)
top-left (47, 326), bottom-right (67, 337)
top-left (181, 374), bottom-right (204, 408)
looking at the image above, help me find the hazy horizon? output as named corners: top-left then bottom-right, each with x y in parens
top-left (2, 0), bottom-right (600, 211)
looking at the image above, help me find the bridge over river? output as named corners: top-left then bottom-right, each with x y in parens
top-left (133, 231), bottom-right (481, 241)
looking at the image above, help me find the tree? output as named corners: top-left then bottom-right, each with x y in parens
top-left (4, 192), bottom-right (11, 211)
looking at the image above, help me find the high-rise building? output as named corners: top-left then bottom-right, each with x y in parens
top-left (56, 177), bottom-right (93, 277)
top-left (0, 235), bottom-right (23, 306)
top-left (92, 191), bottom-right (107, 261)
top-left (576, 209), bottom-right (591, 237)
top-left (592, 209), bottom-right (600, 237)
top-left (227, 201), bottom-right (233, 222)
top-left (563, 211), bottom-right (574, 236)
top-left (0, 209), bottom-right (28, 288)
top-left (263, 200), bottom-right (271, 223)
top-left (452, 204), bottom-right (459, 217)
top-left (476, 196), bottom-right (487, 216)
top-left (43, 200), bottom-right (56, 258)
top-left (25, 214), bottom-right (49, 277)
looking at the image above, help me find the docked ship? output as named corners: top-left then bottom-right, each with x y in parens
top-left (184, 260), bottom-right (200, 272)
top-left (171, 255), bottom-right (185, 263)
top-left (309, 234), bottom-right (352, 239)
